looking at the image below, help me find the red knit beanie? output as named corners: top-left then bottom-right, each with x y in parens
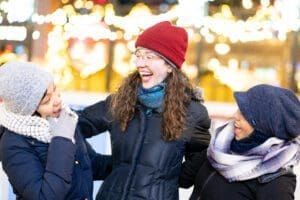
top-left (135, 21), bottom-right (188, 69)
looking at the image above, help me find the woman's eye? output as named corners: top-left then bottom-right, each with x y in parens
top-left (41, 98), bottom-right (50, 105)
top-left (146, 55), bottom-right (153, 59)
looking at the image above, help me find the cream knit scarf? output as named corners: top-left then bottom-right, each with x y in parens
top-left (207, 122), bottom-right (300, 182)
top-left (0, 104), bottom-right (52, 143)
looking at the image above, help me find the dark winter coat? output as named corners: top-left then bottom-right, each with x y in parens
top-left (0, 127), bottom-right (112, 200)
top-left (78, 96), bottom-right (211, 200)
top-left (0, 125), bottom-right (4, 161)
top-left (180, 150), bottom-right (296, 200)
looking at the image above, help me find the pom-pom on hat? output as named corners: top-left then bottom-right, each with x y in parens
top-left (135, 21), bottom-right (188, 69)
top-left (234, 84), bottom-right (300, 140)
top-left (0, 61), bottom-right (53, 115)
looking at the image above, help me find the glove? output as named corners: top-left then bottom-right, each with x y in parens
top-left (48, 106), bottom-right (78, 143)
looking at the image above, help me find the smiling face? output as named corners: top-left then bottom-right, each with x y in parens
top-left (133, 48), bottom-right (172, 89)
top-left (36, 83), bottom-right (62, 118)
top-left (233, 109), bottom-right (254, 140)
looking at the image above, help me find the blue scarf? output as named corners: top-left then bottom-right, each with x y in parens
top-left (137, 83), bottom-right (166, 115)
top-left (230, 130), bottom-right (270, 154)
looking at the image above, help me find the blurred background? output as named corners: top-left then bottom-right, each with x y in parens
top-left (0, 0), bottom-right (300, 199)
top-left (0, 0), bottom-right (300, 100)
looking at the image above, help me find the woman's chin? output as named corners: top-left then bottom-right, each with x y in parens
top-left (51, 111), bottom-right (61, 118)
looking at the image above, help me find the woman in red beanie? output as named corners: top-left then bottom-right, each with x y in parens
top-left (78, 21), bottom-right (211, 200)
top-left (180, 84), bottom-right (300, 200)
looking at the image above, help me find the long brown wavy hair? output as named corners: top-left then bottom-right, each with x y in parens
top-left (110, 68), bottom-right (193, 141)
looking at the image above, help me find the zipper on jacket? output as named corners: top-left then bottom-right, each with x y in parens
top-left (120, 109), bottom-right (147, 200)
top-left (197, 171), bottom-right (216, 200)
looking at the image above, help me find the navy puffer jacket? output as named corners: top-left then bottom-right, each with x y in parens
top-left (0, 127), bottom-right (112, 200)
top-left (78, 96), bottom-right (211, 200)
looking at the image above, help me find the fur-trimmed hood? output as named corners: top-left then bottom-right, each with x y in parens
top-left (191, 87), bottom-right (204, 103)
top-left (0, 125), bottom-right (5, 161)
top-left (0, 125), bottom-right (4, 141)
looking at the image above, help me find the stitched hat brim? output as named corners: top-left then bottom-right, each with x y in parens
top-left (234, 92), bottom-right (256, 127)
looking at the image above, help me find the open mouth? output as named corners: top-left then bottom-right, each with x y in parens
top-left (140, 72), bottom-right (153, 82)
top-left (53, 108), bottom-right (62, 117)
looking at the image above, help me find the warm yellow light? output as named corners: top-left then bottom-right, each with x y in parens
top-left (32, 30), bottom-right (40, 40)
top-left (74, 0), bottom-right (84, 9)
top-left (51, 9), bottom-right (67, 25)
top-left (200, 27), bottom-right (209, 36)
top-left (220, 4), bottom-right (234, 19)
top-left (182, 64), bottom-right (198, 79)
top-left (214, 43), bottom-right (230, 55)
top-left (69, 41), bottom-right (108, 78)
top-left (242, 0), bottom-right (253, 9)
top-left (116, 31), bottom-right (123, 40)
top-left (70, 41), bottom-right (86, 59)
top-left (105, 3), bottom-right (115, 16)
top-left (63, 5), bottom-right (76, 16)
top-left (113, 43), bottom-right (135, 76)
top-left (85, 1), bottom-right (94, 9)
top-left (192, 33), bottom-right (201, 42)
top-left (92, 5), bottom-right (104, 20)
top-left (205, 34), bottom-right (215, 43)
top-left (228, 59), bottom-right (239, 70)
top-left (261, 0), bottom-right (270, 7)
top-left (0, 26), bottom-right (27, 41)
top-left (128, 3), bottom-right (152, 17)
top-left (127, 40), bottom-right (136, 52)
top-left (207, 58), bottom-right (220, 71)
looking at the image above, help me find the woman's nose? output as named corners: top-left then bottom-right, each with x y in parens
top-left (233, 111), bottom-right (239, 120)
top-left (134, 58), bottom-right (146, 68)
top-left (53, 94), bottom-right (62, 106)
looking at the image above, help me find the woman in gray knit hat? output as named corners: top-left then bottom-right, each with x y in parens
top-left (0, 61), bottom-right (112, 200)
top-left (180, 84), bottom-right (300, 200)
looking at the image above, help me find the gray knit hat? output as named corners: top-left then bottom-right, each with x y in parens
top-left (0, 61), bottom-right (53, 115)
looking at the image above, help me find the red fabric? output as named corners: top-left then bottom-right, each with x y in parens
top-left (135, 21), bottom-right (188, 69)
top-left (92, 0), bottom-right (107, 4)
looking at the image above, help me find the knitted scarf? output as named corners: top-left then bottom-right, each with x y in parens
top-left (230, 130), bottom-right (270, 154)
top-left (207, 121), bottom-right (300, 182)
top-left (0, 104), bottom-right (52, 143)
top-left (137, 83), bottom-right (166, 114)
top-left (0, 104), bottom-right (76, 143)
